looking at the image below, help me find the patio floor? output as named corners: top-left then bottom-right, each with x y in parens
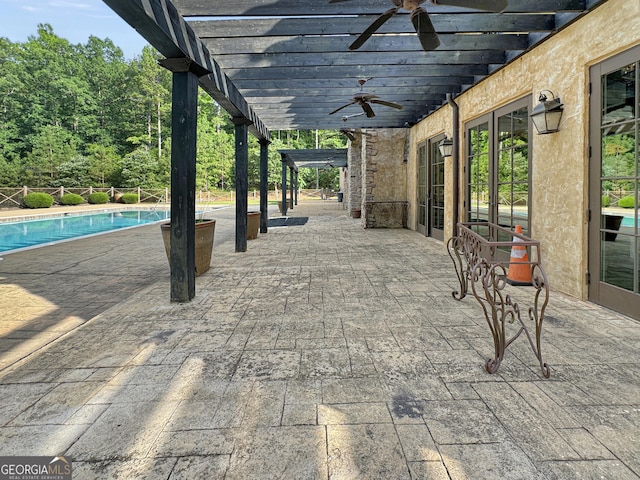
top-left (1, 201), bottom-right (639, 479)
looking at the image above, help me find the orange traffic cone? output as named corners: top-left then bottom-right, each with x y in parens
top-left (506, 225), bottom-right (532, 286)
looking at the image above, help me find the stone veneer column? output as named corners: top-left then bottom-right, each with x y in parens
top-left (362, 128), bottom-right (408, 228)
top-left (347, 135), bottom-right (363, 215)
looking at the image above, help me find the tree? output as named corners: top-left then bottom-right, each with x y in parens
top-left (57, 155), bottom-right (91, 187)
top-left (86, 143), bottom-right (121, 187)
top-left (26, 125), bottom-right (78, 186)
top-left (128, 47), bottom-right (171, 160)
top-left (196, 95), bottom-right (234, 190)
top-left (118, 147), bottom-right (159, 187)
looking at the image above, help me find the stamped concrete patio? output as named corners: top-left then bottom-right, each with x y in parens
top-left (1, 201), bottom-right (639, 479)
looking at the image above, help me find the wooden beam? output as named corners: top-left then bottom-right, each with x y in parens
top-left (241, 86), bottom-right (456, 97)
top-left (188, 14), bottom-right (555, 38)
top-left (202, 34), bottom-right (530, 55)
top-left (233, 77), bottom-right (473, 89)
top-left (259, 140), bottom-right (269, 234)
top-left (281, 156), bottom-right (288, 216)
top-left (159, 59), bottom-right (200, 302)
top-left (214, 50), bottom-right (506, 70)
top-left (234, 119), bottom-right (250, 253)
top-left (225, 64), bottom-right (488, 81)
top-left (175, 0), bottom-right (584, 16)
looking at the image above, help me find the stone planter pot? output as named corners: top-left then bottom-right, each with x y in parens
top-left (603, 214), bottom-right (623, 241)
top-left (247, 211), bottom-right (260, 240)
top-left (160, 219), bottom-right (216, 276)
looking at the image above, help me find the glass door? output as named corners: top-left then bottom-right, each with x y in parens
top-left (417, 142), bottom-right (427, 235)
top-left (495, 103), bottom-right (531, 244)
top-left (589, 46), bottom-right (640, 320)
top-left (466, 99), bottom-right (531, 250)
top-left (429, 137), bottom-right (445, 241)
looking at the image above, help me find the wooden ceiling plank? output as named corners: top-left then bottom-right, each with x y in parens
top-left (202, 33), bottom-right (529, 54)
top-left (225, 64), bottom-right (489, 81)
top-left (174, 0), bottom-right (584, 17)
top-left (213, 50), bottom-right (506, 69)
top-left (188, 14), bottom-right (555, 38)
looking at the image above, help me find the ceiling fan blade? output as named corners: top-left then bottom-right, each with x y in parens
top-left (370, 99), bottom-right (404, 110)
top-left (349, 8), bottom-right (398, 50)
top-left (432, 0), bottom-right (508, 13)
top-left (411, 8), bottom-right (440, 51)
top-left (361, 102), bottom-right (376, 118)
top-left (329, 101), bottom-right (357, 115)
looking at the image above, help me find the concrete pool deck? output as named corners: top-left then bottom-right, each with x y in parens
top-left (1, 200), bottom-right (639, 479)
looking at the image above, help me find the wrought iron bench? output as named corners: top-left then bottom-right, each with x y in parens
top-left (447, 222), bottom-right (551, 377)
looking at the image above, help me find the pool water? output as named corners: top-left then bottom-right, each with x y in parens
top-left (621, 216), bottom-right (638, 228)
top-left (0, 210), bottom-right (170, 253)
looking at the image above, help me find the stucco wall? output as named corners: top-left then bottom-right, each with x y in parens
top-left (408, 0), bottom-right (640, 299)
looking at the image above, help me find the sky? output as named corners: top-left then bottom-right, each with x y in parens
top-left (0, 0), bottom-right (150, 59)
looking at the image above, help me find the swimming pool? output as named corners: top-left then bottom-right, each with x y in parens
top-left (621, 215), bottom-right (639, 228)
top-left (0, 210), bottom-right (171, 254)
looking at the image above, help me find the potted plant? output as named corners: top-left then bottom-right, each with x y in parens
top-left (160, 217), bottom-right (216, 276)
top-left (247, 211), bottom-right (260, 240)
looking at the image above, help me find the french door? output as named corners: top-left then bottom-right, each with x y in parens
top-left (466, 98), bottom-right (532, 251)
top-left (589, 46), bottom-right (640, 320)
top-left (417, 136), bottom-right (445, 240)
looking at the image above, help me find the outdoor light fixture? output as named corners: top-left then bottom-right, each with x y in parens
top-left (530, 90), bottom-right (564, 134)
top-left (438, 135), bottom-right (454, 157)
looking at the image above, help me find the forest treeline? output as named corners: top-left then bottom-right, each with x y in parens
top-left (0, 25), bottom-right (345, 190)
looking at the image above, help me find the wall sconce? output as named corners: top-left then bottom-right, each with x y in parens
top-left (530, 90), bottom-right (564, 134)
top-left (438, 135), bottom-right (453, 157)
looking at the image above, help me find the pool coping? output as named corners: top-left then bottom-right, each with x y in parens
top-left (0, 204), bottom-right (169, 224)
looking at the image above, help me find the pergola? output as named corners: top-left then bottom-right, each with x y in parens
top-left (102, 0), bottom-right (605, 301)
top-left (278, 148), bottom-right (348, 214)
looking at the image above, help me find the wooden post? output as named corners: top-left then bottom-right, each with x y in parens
top-left (234, 119), bottom-right (251, 252)
top-left (281, 155), bottom-right (288, 216)
top-left (159, 58), bottom-right (208, 302)
top-left (259, 139), bottom-right (269, 233)
top-left (289, 167), bottom-right (295, 209)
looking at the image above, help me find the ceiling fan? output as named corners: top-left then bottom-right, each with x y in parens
top-left (329, 0), bottom-right (508, 51)
top-left (329, 78), bottom-right (403, 118)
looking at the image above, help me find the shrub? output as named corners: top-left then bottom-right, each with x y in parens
top-left (59, 193), bottom-right (85, 206)
top-left (23, 192), bottom-right (54, 209)
top-left (120, 193), bottom-right (139, 204)
top-left (88, 192), bottom-right (110, 204)
top-left (601, 195), bottom-right (610, 207)
top-left (618, 196), bottom-right (636, 208)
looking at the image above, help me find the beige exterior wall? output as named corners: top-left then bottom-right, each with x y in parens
top-left (407, 0), bottom-right (640, 299)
